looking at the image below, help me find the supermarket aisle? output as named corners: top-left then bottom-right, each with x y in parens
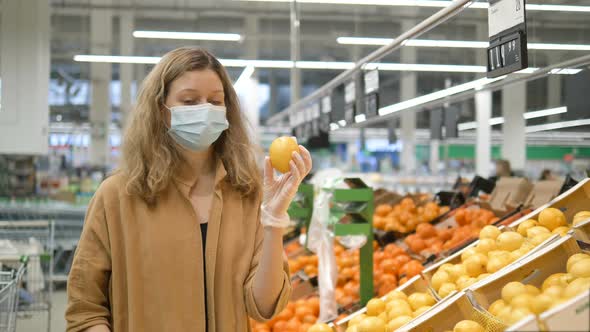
top-left (17, 290), bottom-right (67, 332)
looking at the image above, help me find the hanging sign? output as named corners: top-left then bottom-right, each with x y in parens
top-left (364, 70), bottom-right (380, 118)
top-left (487, 0), bottom-right (528, 78)
top-left (344, 81), bottom-right (356, 126)
top-left (320, 95), bottom-right (332, 132)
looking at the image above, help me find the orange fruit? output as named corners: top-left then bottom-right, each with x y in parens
top-left (269, 136), bottom-right (300, 173)
top-left (295, 306), bottom-right (314, 321)
top-left (285, 317), bottom-right (301, 331)
top-left (308, 323), bottom-right (333, 332)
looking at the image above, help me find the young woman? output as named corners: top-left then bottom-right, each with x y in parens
top-left (65, 47), bottom-right (312, 332)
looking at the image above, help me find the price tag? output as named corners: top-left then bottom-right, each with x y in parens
top-left (321, 96), bottom-right (332, 114)
top-left (364, 70), bottom-right (379, 94)
top-left (344, 104), bottom-right (355, 125)
top-left (305, 107), bottom-right (313, 123)
top-left (312, 104), bottom-right (320, 120)
top-left (345, 81), bottom-right (356, 104)
top-left (364, 93), bottom-right (379, 118)
top-left (487, 0), bottom-right (528, 78)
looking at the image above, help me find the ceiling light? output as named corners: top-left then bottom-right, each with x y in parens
top-left (526, 119), bottom-right (590, 133)
top-left (73, 55), bottom-right (583, 75)
top-left (378, 77), bottom-right (504, 116)
top-left (73, 55), bottom-right (160, 64)
top-left (458, 106), bottom-right (568, 131)
top-left (524, 106), bottom-right (567, 119)
top-left (133, 30), bottom-right (242, 41)
top-left (239, 0), bottom-right (590, 12)
top-left (234, 65), bottom-right (255, 88)
top-left (338, 37), bottom-right (590, 51)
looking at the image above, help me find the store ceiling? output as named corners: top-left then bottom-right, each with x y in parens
top-left (40, 0), bottom-right (590, 132)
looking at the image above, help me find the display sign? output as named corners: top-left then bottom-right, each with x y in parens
top-left (321, 96), bottom-right (332, 114)
top-left (320, 95), bottom-right (332, 132)
top-left (344, 81), bottom-right (356, 104)
top-left (311, 104), bottom-right (321, 137)
top-left (344, 81), bottom-right (356, 126)
top-left (430, 109), bottom-right (443, 140)
top-left (444, 106), bottom-right (459, 138)
top-left (487, 0), bottom-right (528, 78)
top-left (364, 70), bottom-right (379, 94)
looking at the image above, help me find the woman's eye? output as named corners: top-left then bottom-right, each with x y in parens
top-left (182, 100), bottom-right (194, 105)
top-left (210, 100), bottom-right (224, 106)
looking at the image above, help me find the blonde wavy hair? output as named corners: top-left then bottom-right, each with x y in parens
top-left (120, 47), bottom-right (261, 204)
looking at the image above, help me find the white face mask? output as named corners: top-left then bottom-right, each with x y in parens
top-left (165, 103), bottom-right (229, 151)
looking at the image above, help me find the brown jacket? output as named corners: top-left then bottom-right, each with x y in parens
top-left (65, 160), bottom-right (291, 332)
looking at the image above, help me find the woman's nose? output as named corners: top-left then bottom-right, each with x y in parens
top-left (197, 98), bottom-right (209, 104)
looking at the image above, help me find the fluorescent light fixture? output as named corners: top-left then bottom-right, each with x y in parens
top-left (297, 61), bottom-right (354, 70)
top-left (73, 55), bottom-right (583, 75)
top-left (458, 106), bottom-right (568, 131)
top-left (234, 65), bottom-right (255, 88)
top-left (133, 30), bottom-right (242, 41)
top-left (524, 106), bottom-right (568, 119)
top-left (338, 37), bottom-right (590, 51)
top-left (369, 63), bottom-right (486, 73)
top-left (355, 114), bottom-right (367, 123)
top-left (528, 43), bottom-right (590, 51)
top-left (526, 119), bottom-right (590, 133)
top-left (526, 4), bottom-right (590, 13)
top-left (240, 0), bottom-right (590, 12)
top-left (378, 76), bottom-right (504, 116)
top-left (549, 68), bottom-right (583, 75)
top-left (73, 55), bottom-right (160, 64)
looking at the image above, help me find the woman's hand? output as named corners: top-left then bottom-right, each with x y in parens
top-left (262, 145), bottom-right (312, 227)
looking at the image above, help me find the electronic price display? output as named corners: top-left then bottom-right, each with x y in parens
top-left (344, 81), bottom-right (356, 126)
top-left (320, 95), bottom-right (332, 132)
top-left (363, 70), bottom-right (380, 119)
top-left (487, 0), bottom-right (528, 78)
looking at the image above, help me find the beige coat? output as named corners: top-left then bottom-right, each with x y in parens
top-left (65, 159), bottom-right (291, 332)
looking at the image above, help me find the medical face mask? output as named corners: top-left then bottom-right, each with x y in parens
top-left (166, 103), bottom-right (229, 151)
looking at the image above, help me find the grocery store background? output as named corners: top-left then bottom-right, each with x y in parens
top-left (0, 0), bottom-right (589, 331)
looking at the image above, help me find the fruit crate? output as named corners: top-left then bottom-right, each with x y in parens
top-left (506, 177), bottom-right (590, 230)
top-left (505, 290), bottom-right (590, 332)
top-left (420, 228), bottom-right (560, 301)
top-left (396, 290), bottom-right (507, 332)
top-left (468, 233), bottom-right (590, 329)
top-left (333, 273), bottom-right (437, 330)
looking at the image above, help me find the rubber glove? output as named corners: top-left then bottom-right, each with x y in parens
top-left (261, 145), bottom-right (313, 228)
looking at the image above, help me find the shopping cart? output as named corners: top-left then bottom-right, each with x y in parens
top-left (0, 221), bottom-right (54, 332)
top-left (0, 261), bottom-right (26, 332)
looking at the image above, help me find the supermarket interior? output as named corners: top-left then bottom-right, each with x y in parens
top-left (1, 0), bottom-right (590, 331)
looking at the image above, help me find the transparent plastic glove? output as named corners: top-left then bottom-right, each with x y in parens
top-left (261, 145), bottom-right (313, 228)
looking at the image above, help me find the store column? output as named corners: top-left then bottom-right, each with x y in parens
top-left (240, 16), bottom-right (260, 138)
top-left (119, 11), bottom-right (134, 126)
top-left (547, 54), bottom-right (563, 122)
top-left (89, 6), bottom-right (113, 167)
top-left (502, 82), bottom-right (526, 173)
top-left (0, 0), bottom-right (50, 154)
top-left (475, 91), bottom-right (492, 177)
top-left (399, 21), bottom-right (417, 174)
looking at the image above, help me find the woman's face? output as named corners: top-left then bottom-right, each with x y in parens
top-left (163, 69), bottom-right (226, 125)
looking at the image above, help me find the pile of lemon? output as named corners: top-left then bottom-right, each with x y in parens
top-left (430, 208), bottom-right (575, 298)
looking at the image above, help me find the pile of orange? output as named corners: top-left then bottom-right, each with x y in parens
top-left (373, 243), bottom-right (424, 295)
top-left (404, 207), bottom-right (498, 255)
top-left (289, 254), bottom-right (319, 277)
top-left (373, 198), bottom-right (448, 233)
top-left (250, 297), bottom-right (320, 332)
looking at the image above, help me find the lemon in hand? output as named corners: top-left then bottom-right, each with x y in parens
top-left (269, 136), bottom-right (300, 173)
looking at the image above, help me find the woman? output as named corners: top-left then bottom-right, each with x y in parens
top-left (65, 47), bottom-right (312, 332)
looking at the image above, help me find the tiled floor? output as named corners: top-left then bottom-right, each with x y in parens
top-left (16, 290), bottom-right (67, 332)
